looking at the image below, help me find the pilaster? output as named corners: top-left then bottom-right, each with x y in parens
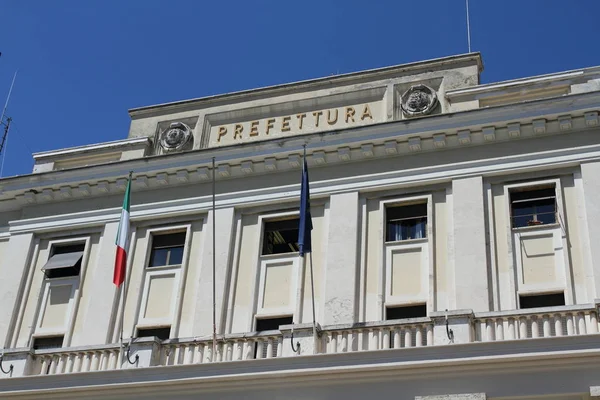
top-left (580, 161), bottom-right (600, 299)
top-left (73, 222), bottom-right (120, 345)
top-left (0, 233), bottom-right (35, 348)
top-left (323, 192), bottom-right (360, 325)
top-left (452, 176), bottom-right (489, 311)
top-left (192, 208), bottom-right (236, 336)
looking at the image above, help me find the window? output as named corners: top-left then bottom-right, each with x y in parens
top-left (148, 232), bottom-right (186, 268)
top-left (262, 218), bottom-right (299, 255)
top-left (254, 316), bottom-right (292, 359)
top-left (386, 203), bottom-right (427, 242)
top-left (510, 187), bottom-right (557, 228)
top-left (41, 243), bottom-right (85, 279)
top-left (32, 335), bottom-right (64, 350)
top-left (255, 316), bottom-right (293, 331)
top-left (519, 293), bottom-right (565, 309)
top-left (136, 326), bottom-right (171, 340)
top-left (386, 304), bottom-right (427, 320)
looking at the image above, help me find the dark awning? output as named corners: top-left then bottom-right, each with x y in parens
top-left (41, 252), bottom-right (83, 271)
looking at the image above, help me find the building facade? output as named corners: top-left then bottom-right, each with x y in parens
top-left (1, 53), bottom-right (600, 399)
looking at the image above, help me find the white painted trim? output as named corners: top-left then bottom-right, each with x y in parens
top-left (379, 194), bottom-right (433, 315)
top-left (574, 170), bottom-right (595, 302)
top-left (358, 196), bottom-right (368, 322)
top-left (9, 143), bottom-right (600, 236)
top-left (9, 237), bottom-right (39, 348)
top-left (503, 178), bottom-right (573, 307)
top-left (251, 211), bottom-right (301, 325)
top-left (32, 137), bottom-right (150, 160)
top-left (225, 212), bottom-right (243, 334)
top-left (134, 224), bottom-right (191, 338)
top-left (484, 183), bottom-right (500, 311)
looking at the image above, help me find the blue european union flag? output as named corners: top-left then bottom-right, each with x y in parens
top-left (298, 156), bottom-right (312, 257)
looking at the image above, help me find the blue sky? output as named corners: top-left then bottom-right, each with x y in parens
top-left (0, 0), bottom-right (599, 177)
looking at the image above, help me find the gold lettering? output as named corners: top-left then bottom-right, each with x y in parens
top-left (281, 116), bottom-right (291, 132)
top-left (265, 118), bottom-right (275, 135)
top-left (217, 126), bottom-right (228, 142)
top-left (345, 107), bottom-right (355, 123)
top-left (361, 104), bottom-right (373, 121)
top-left (296, 113), bottom-right (306, 129)
top-left (327, 109), bottom-right (338, 125)
top-left (234, 124), bottom-right (243, 139)
top-left (313, 111), bottom-right (323, 127)
top-left (250, 121), bottom-right (259, 136)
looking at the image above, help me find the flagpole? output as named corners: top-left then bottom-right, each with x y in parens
top-left (301, 145), bottom-right (318, 354)
top-left (212, 157), bottom-right (217, 360)
top-left (119, 171), bottom-right (133, 365)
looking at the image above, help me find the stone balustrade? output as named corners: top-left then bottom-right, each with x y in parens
top-left (319, 318), bottom-right (435, 354)
top-left (473, 304), bottom-right (599, 342)
top-left (3, 304), bottom-right (600, 379)
top-left (161, 331), bottom-right (284, 366)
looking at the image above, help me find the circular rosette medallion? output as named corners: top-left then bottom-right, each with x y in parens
top-left (159, 122), bottom-right (192, 151)
top-left (401, 84), bottom-right (438, 116)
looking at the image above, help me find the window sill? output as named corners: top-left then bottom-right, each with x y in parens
top-left (385, 237), bottom-right (428, 245)
top-left (259, 252), bottom-right (300, 260)
top-left (145, 264), bottom-right (182, 271)
top-left (511, 223), bottom-right (560, 233)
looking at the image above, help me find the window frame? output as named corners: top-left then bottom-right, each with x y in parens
top-left (32, 236), bottom-right (92, 347)
top-left (261, 217), bottom-right (301, 256)
top-left (501, 178), bottom-right (573, 308)
top-left (509, 185), bottom-right (558, 229)
top-left (385, 201), bottom-right (429, 243)
top-left (134, 224), bottom-right (193, 339)
top-left (249, 210), bottom-right (304, 330)
top-left (379, 194), bottom-right (433, 318)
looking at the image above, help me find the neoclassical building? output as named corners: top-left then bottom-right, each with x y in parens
top-left (1, 53), bottom-right (600, 399)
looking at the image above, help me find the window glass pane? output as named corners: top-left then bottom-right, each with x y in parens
top-left (262, 218), bottom-right (299, 255)
top-left (150, 248), bottom-right (169, 267)
top-left (510, 187), bottom-right (556, 228)
top-left (386, 202), bottom-right (427, 242)
top-left (168, 246), bottom-right (184, 265)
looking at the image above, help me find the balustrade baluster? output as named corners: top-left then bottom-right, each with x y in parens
top-left (566, 314), bottom-right (575, 336)
top-left (341, 331), bottom-right (348, 352)
top-left (205, 343), bottom-right (214, 363)
top-left (426, 324), bottom-right (433, 346)
top-left (256, 339), bottom-right (264, 359)
top-left (243, 341), bottom-right (253, 360)
top-left (415, 326), bottom-right (423, 347)
top-left (519, 317), bottom-right (527, 339)
top-left (382, 329), bottom-right (390, 350)
top-left (393, 328), bottom-right (401, 349)
top-left (485, 319), bottom-right (494, 341)
top-left (404, 328), bottom-right (412, 348)
top-left (507, 318), bottom-right (516, 340)
top-left (495, 319), bottom-right (504, 341)
top-left (369, 329), bottom-right (378, 351)
top-left (543, 315), bottom-right (551, 337)
top-left (266, 338), bottom-right (273, 358)
top-left (40, 356), bottom-right (50, 375)
top-left (73, 353), bottom-right (83, 373)
top-left (277, 336), bottom-right (283, 357)
top-left (49, 355), bottom-right (59, 375)
top-left (531, 317), bottom-right (540, 338)
top-left (589, 312), bottom-right (599, 333)
top-left (577, 312), bottom-right (587, 335)
top-left (554, 314), bottom-right (563, 337)
top-left (65, 353), bottom-right (75, 373)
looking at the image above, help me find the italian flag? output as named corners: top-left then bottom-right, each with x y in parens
top-left (113, 175), bottom-right (131, 286)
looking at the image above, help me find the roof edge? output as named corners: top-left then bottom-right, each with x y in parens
top-left (128, 53), bottom-right (483, 116)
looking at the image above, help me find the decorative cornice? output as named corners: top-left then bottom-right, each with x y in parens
top-left (1, 92), bottom-right (599, 210)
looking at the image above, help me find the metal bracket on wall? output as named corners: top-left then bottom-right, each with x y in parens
top-left (0, 353), bottom-right (13, 375)
top-left (445, 310), bottom-right (455, 343)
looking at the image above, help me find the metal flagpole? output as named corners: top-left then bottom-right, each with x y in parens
top-left (466, 0), bottom-right (472, 53)
top-left (212, 157), bottom-right (217, 360)
top-left (120, 172), bottom-right (137, 366)
top-left (0, 71), bottom-right (17, 178)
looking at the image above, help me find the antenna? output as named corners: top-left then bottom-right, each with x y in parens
top-left (465, 0), bottom-right (472, 53)
top-left (0, 71), bottom-right (18, 177)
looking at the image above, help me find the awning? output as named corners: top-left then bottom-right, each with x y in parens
top-left (41, 251), bottom-right (84, 271)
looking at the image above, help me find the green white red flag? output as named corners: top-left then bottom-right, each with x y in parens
top-left (113, 175), bottom-right (131, 286)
